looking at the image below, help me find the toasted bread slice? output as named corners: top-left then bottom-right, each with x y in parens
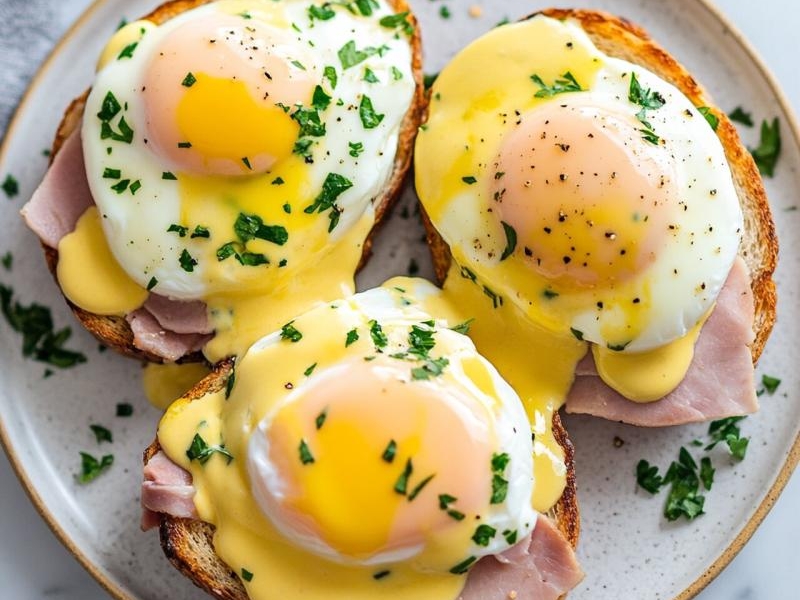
top-left (143, 359), bottom-right (580, 600)
top-left (38, 0), bottom-right (425, 363)
top-left (422, 8), bottom-right (778, 364)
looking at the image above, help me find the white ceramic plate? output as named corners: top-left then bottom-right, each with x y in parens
top-left (0, 1), bottom-right (797, 599)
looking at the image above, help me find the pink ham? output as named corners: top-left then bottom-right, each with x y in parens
top-left (21, 130), bottom-right (215, 361)
top-left (144, 294), bottom-right (213, 335)
top-left (459, 516), bottom-right (583, 600)
top-left (127, 308), bottom-right (212, 362)
top-left (565, 257), bottom-right (757, 426)
top-left (20, 130), bottom-right (93, 247)
top-left (141, 451), bottom-right (198, 531)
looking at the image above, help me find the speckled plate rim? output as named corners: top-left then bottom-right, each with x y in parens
top-left (0, 1), bottom-right (797, 599)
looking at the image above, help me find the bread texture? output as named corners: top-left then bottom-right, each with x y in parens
top-left (423, 8), bottom-right (777, 364)
top-left (40, 0), bottom-right (425, 363)
top-left (143, 359), bottom-right (580, 600)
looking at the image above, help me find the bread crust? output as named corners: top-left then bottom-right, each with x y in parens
top-left (40, 0), bottom-right (425, 363)
top-left (143, 357), bottom-right (580, 600)
top-left (421, 8), bottom-right (778, 365)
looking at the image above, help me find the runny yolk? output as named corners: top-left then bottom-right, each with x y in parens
top-left (142, 13), bottom-right (313, 176)
top-left (493, 99), bottom-right (678, 290)
top-left (251, 359), bottom-right (493, 561)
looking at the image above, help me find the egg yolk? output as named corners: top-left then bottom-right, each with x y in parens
top-left (142, 14), bottom-right (313, 176)
top-left (493, 99), bottom-right (677, 290)
top-left (250, 358), bottom-right (493, 563)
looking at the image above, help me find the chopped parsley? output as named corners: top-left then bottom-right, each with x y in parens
top-left (2, 174), bottom-right (19, 198)
top-left (410, 356), bottom-right (449, 380)
top-left (394, 458), bottom-right (413, 494)
top-left (450, 319), bottom-right (474, 335)
top-left (234, 213), bottom-right (289, 246)
top-left (379, 11), bottom-right (414, 35)
top-left (116, 402), bottom-right (133, 417)
top-left (323, 65), bottom-right (338, 89)
top-left (490, 452), bottom-right (510, 504)
top-left (369, 319), bottom-right (388, 349)
top-left (290, 59), bottom-right (307, 71)
top-left (391, 66), bottom-right (403, 81)
top-left (0, 284), bottom-right (87, 368)
top-left (290, 105), bottom-right (326, 138)
top-left (408, 473), bottom-right (435, 501)
top-left (348, 141), bottom-right (364, 157)
top-left (500, 221), bottom-right (517, 261)
top-left (1, 252), bottom-right (11, 271)
top-left (298, 439), bottom-right (315, 464)
top-left (241, 157), bottom-right (252, 170)
top-left (345, 328), bottom-right (359, 347)
top-left (461, 175), bottom-right (477, 185)
top-left (363, 67), bottom-right (379, 83)
top-left (179, 249), bottom-right (197, 272)
top-left (110, 179), bottom-right (130, 194)
top-left (181, 72), bottom-right (197, 87)
top-left (359, 95), bottom-right (384, 129)
top-left (304, 172), bottom-right (353, 232)
top-left (635, 459), bottom-right (663, 494)
top-left (382, 439), bottom-right (397, 463)
top-left (531, 71), bottom-right (583, 98)
top-left (337, 40), bottom-right (388, 70)
top-left (97, 92), bottom-right (134, 144)
top-left (241, 568), bottom-right (254, 582)
top-left (628, 71), bottom-right (665, 144)
top-left (305, 363), bottom-right (318, 377)
top-left (449, 556), bottom-right (476, 575)
top-left (90, 424), bottom-right (113, 444)
top-left (162, 171), bottom-right (177, 180)
top-left (167, 224), bottom-right (188, 237)
top-left (237, 252), bottom-right (268, 267)
top-left (729, 106), bottom-right (754, 127)
top-left (178, 141), bottom-right (192, 148)
top-left (118, 42), bottom-right (138, 60)
top-left (77, 452), bottom-right (113, 484)
top-left (308, 3), bottom-right (335, 21)
top-left (705, 416), bottom-right (749, 460)
top-left (439, 5), bottom-right (451, 19)
top-left (272, 176), bottom-right (285, 185)
top-left (750, 117), bottom-right (781, 177)
top-left (761, 374), bottom-right (781, 394)
top-left (102, 168), bottom-right (121, 179)
top-left (315, 408), bottom-right (326, 429)
top-left (129, 180), bottom-right (141, 195)
top-left (191, 225), bottom-right (210, 239)
top-left (697, 106), bottom-right (718, 131)
top-left (502, 529), bottom-right (518, 545)
top-left (570, 327), bottom-right (584, 341)
top-left (186, 433), bottom-right (233, 465)
top-left (423, 73), bottom-right (438, 89)
top-left (471, 524), bottom-right (497, 547)
top-left (373, 570), bottom-right (390, 580)
top-left (280, 321), bottom-right (303, 342)
top-left (312, 85), bottom-right (331, 111)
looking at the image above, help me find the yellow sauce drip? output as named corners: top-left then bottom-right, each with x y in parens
top-left (142, 362), bottom-right (211, 410)
top-left (56, 207), bottom-right (148, 316)
top-left (592, 310), bottom-right (711, 402)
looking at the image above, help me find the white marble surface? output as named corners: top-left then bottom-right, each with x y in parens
top-left (0, 0), bottom-right (797, 598)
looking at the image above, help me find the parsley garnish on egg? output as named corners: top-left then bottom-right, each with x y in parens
top-left (181, 72), bottom-right (197, 87)
top-left (382, 439), bottom-right (397, 463)
top-left (337, 40), bottom-right (388, 70)
top-left (345, 328), bottom-right (359, 347)
top-left (348, 141), bottom-right (364, 157)
top-left (471, 524), bottom-right (497, 547)
top-left (449, 556), bottom-right (477, 575)
top-left (90, 424), bottom-right (113, 444)
top-left (697, 106), bottom-right (719, 131)
top-left (499, 221), bottom-right (517, 261)
top-left (628, 72), bottom-right (666, 144)
top-left (379, 11), bottom-right (414, 36)
top-left (304, 172), bottom-right (354, 232)
top-left (490, 452), bottom-right (510, 504)
top-left (530, 71), bottom-right (583, 97)
top-left (234, 213), bottom-right (289, 246)
top-left (179, 249), bottom-right (197, 272)
top-left (359, 95), bottom-right (385, 129)
top-left (97, 91), bottom-right (134, 144)
top-left (299, 439), bottom-right (315, 464)
top-left (308, 3), bottom-right (336, 21)
top-left (280, 321), bottom-right (303, 343)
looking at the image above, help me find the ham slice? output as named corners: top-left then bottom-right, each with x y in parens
top-left (565, 257), bottom-right (757, 426)
top-left (127, 308), bottom-right (212, 363)
top-left (141, 451), bottom-right (198, 531)
top-left (22, 130), bottom-right (215, 361)
top-left (144, 294), bottom-right (213, 335)
top-left (459, 517), bottom-right (583, 600)
top-left (21, 129), bottom-right (93, 247)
